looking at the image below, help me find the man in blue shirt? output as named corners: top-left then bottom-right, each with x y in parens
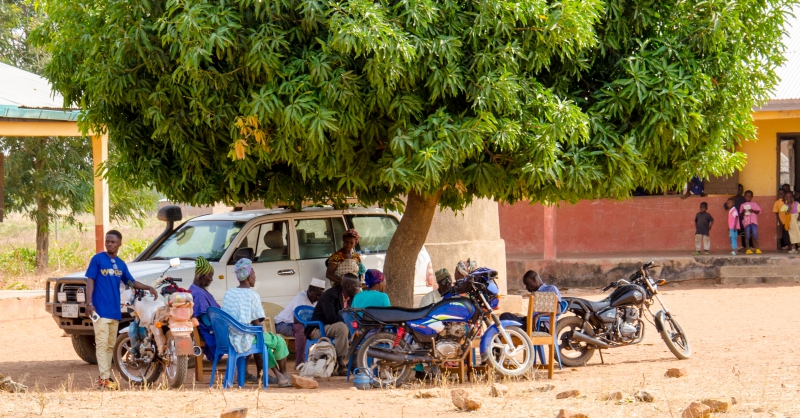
top-left (85, 230), bottom-right (156, 390)
top-left (499, 270), bottom-right (562, 331)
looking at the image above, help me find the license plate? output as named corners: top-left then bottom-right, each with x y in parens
top-left (62, 304), bottom-right (79, 318)
top-left (170, 326), bottom-right (192, 332)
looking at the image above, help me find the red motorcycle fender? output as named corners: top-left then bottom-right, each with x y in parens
top-left (479, 320), bottom-right (523, 360)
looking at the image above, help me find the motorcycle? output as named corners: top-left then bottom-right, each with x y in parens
top-left (556, 261), bottom-right (691, 367)
top-left (344, 267), bottom-right (535, 387)
top-left (112, 259), bottom-right (200, 388)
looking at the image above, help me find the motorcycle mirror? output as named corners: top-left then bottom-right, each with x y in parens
top-left (657, 279), bottom-right (667, 286)
top-left (169, 258), bottom-right (181, 268)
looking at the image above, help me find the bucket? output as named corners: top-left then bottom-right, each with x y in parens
top-left (353, 368), bottom-right (372, 390)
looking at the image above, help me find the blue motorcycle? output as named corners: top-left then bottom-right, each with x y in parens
top-left (345, 268), bottom-right (534, 387)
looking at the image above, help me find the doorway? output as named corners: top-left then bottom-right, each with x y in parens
top-left (778, 134), bottom-right (800, 191)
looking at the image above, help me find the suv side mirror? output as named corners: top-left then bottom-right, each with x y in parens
top-left (157, 205), bottom-right (183, 222)
top-left (231, 248), bottom-right (254, 264)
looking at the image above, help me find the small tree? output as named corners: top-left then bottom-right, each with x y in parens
top-left (36, 0), bottom-right (794, 305)
top-left (2, 136), bottom-right (158, 271)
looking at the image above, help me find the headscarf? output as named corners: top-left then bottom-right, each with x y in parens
top-left (195, 256), bottom-right (213, 276)
top-left (334, 258), bottom-right (360, 278)
top-left (435, 268), bottom-right (451, 285)
top-left (456, 259), bottom-right (477, 276)
top-left (234, 258), bottom-right (253, 281)
top-left (365, 269), bottom-right (385, 288)
top-left (342, 229), bottom-right (360, 244)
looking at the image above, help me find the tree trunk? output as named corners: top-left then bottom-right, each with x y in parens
top-left (384, 190), bottom-right (442, 308)
top-left (34, 157), bottom-right (49, 273)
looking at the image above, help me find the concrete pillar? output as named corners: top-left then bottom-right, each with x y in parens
top-left (92, 134), bottom-right (109, 253)
top-left (543, 204), bottom-right (556, 260)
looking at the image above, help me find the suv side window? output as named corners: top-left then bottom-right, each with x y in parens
top-left (236, 221), bottom-right (291, 263)
top-left (296, 217), bottom-right (345, 259)
top-left (345, 215), bottom-right (398, 254)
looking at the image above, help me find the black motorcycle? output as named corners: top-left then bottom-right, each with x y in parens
top-left (556, 262), bottom-right (691, 366)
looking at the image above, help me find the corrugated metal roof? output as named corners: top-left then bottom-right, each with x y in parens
top-left (772, 13), bottom-right (800, 101)
top-left (0, 62), bottom-right (81, 121)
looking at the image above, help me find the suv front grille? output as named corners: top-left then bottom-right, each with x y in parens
top-left (59, 284), bottom-right (86, 302)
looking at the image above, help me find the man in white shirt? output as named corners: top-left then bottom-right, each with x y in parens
top-left (275, 278), bottom-right (325, 368)
top-left (418, 268), bottom-right (454, 307)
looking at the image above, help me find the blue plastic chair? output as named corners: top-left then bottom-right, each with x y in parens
top-left (207, 307), bottom-right (270, 389)
top-left (294, 306), bottom-right (333, 361)
top-left (533, 300), bottom-right (568, 369)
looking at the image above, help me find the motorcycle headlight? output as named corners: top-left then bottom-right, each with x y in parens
top-left (487, 282), bottom-right (499, 296)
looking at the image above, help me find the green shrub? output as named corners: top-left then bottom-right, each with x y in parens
top-left (119, 239), bottom-right (149, 261)
top-left (0, 247), bottom-right (37, 277)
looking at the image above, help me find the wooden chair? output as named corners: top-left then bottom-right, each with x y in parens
top-left (526, 292), bottom-right (559, 379)
top-left (192, 327), bottom-right (225, 383)
top-left (261, 302), bottom-right (295, 353)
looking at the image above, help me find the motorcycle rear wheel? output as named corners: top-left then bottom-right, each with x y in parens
top-left (655, 311), bottom-right (691, 360)
top-left (113, 334), bottom-right (163, 386)
top-left (356, 331), bottom-right (415, 388)
top-left (164, 332), bottom-right (188, 389)
top-left (555, 316), bottom-right (596, 367)
top-left (483, 326), bottom-right (534, 377)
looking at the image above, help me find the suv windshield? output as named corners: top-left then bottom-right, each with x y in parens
top-left (147, 221), bottom-right (244, 262)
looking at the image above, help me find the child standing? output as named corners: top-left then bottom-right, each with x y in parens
top-left (780, 191), bottom-right (800, 254)
top-left (739, 190), bottom-right (762, 254)
top-left (693, 202), bottom-right (714, 255)
top-left (726, 198), bottom-right (740, 256)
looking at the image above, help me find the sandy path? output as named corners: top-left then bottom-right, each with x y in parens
top-left (1, 282), bottom-right (799, 417)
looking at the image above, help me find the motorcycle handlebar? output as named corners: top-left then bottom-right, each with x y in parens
top-left (602, 282), bottom-right (616, 292)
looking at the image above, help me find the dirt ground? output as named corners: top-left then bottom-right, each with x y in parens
top-left (1, 282), bottom-right (799, 417)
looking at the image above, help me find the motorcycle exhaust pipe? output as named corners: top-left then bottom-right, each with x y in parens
top-left (193, 346), bottom-right (203, 357)
top-left (366, 347), bottom-right (434, 363)
top-left (572, 331), bottom-right (610, 349)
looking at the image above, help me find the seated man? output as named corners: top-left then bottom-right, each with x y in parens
top-left (221, 258), bottom-right (291, 387)
top-left (418, 268), bottom-right (453, 307)
top-left (274, 278), bottom-right (325, 369)
top-left (188, 256), bottom-right (220, 361)
top-left (352, 269), bottom-right (390, 308)
top-left (499, 270), bottom-right (562, 331)
top-left (307, 273), bottom-right (361, 376)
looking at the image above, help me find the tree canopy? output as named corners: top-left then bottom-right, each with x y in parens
top-left (35, 0), bottom-right (796, 302)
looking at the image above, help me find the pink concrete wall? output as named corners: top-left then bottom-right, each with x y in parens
top-left (499, 196), bottom-right (779, 255)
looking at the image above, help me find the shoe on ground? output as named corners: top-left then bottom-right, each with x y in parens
top-left (692, 251), bottom-right (701, 256)
top-left (730, 251), bottom-right (737, 256)
top-left (95, 378), bottom-right (118, 390)
top-left (245, 373), bottom-right (259, 384)
top-left (268, 374), bottom-right (277, 385)
top-left (704, 251), bottom-right (710, 255)
top-left (755, 249), bottom-right (762, 254)
top-left (790, 250), bottom-right (798, 254)
top-left (746, 249), bottom-right (753, 254)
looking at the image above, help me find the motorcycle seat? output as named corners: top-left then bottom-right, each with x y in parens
top-left (362, 304), bottom-right (437, 323)
top-left (566, 297), bottom-right (611, 312)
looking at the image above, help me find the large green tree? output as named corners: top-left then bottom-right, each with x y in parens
top-left (35, 0), bottom-right (795, 305)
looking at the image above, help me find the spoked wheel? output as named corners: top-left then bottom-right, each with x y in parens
top-left (656, 311), bottom-right (691, 360)
top-left (356, 332), bottom-right (415, 388)
top-left (113, 334), bottom-right (162, 385)
top-left (556, 316), bottom-right (596, 367)
top-left (164, 332), bottom-right (188, 388)
top-left (482, 326), bottom-right (534, 377)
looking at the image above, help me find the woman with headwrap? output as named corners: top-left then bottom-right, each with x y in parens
top-left (325, 229), bottom-right (365, 285)
top-left (188, 256), bottom-right (220, 361)
top-left (221, 258), bottom-right (291, 387)
top-left (351, 269), bottom-right (390, 308)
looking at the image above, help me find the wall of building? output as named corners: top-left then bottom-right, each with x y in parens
top-left (743, 117), bottom-right (790, 196)
top-left (425, 198), bottom-right (508, 294)
top-left (500, 195), bottom-right (778, 255)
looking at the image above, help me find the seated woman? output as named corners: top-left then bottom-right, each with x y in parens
top-left (221, 258), bottom-right (291, 387)
top-left (325, 229), bottom-right (365, 285)
top-left (188, 256), bottom-right (220, 361)
top-left (352, 269), bottom-right (390, 308)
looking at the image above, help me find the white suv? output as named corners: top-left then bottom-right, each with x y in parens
top-left (65, 206), bottom-right (433, 307)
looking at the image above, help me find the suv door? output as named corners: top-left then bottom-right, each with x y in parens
top-left (295, 216), bottom-right (346, 288)
top-left (226, 219), bottom-right (300, 306)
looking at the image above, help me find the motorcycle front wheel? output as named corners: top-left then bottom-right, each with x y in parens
top-left (655, 311), bottom-right (691, 360)
top-left (113, 334), bottom-right (163, 386)
top-left (164, 332), bottom-right (188, 389)
top-left (356, 331), bottom-right (415, 388)
top-left (555, 316), bottom-right (596, 367)
top-left (483, 326), bottom-right (534, 377)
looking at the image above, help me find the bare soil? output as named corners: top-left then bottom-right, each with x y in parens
top-left (1, 282), bottom-right (799, 417)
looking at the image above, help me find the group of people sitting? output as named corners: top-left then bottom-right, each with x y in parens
top-left (188, 227), bottom-right (563, 386)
